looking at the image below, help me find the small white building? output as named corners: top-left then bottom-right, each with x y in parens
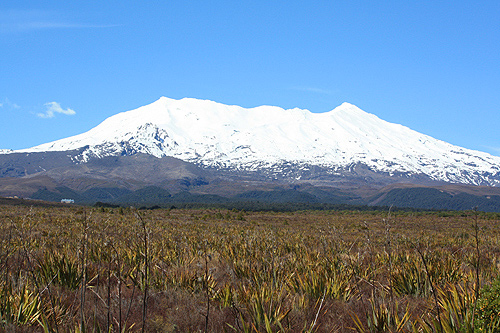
top-left (61, 199), bottom-right (75, 204)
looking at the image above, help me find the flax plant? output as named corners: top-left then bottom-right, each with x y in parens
top-left (1, 204), bottom-right (500, 331)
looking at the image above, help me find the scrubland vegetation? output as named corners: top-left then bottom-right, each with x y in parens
top-left (1, 203), bottom-right (500, 332)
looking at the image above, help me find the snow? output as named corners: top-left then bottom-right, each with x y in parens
top-left (11, 96), bottom-right (500, 186)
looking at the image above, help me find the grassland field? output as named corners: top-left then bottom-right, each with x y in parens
top-left (1, 202), bottom-right (500, 332)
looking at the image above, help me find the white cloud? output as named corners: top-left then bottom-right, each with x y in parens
top-left (290, 86), bottom-right (339, 95)
top-left (37, 102), bottom-right (76, 118)
top-left (0, 98), bottom-right (20, 109)
top-left (0, 9), bottom-right (120, 33)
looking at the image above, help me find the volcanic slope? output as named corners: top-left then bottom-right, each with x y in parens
top-left (12, 97), bottom-right (500, 187)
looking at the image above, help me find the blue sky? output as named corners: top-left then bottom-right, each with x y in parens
top-left (1, 1), bottom-right (500, 156)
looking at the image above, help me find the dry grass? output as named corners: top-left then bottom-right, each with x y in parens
top-left (0, 205), bottom-right (499, 332)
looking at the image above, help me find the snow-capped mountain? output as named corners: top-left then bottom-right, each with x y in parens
top-left (12, 97), bottom-right (500, 186)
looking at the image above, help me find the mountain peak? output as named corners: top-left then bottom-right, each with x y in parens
top-left (332, 102), bottom-right (370, 115)
top-left (338, 102), bottom-right (358, 108)
top-left (6, 97), bottom-right (500, 186)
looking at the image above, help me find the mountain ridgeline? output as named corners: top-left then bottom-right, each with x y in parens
top-left (2, 97), bottom-right (500, 211)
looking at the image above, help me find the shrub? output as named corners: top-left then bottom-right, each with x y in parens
top-left (476, 276), bottom-right (500, 331)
